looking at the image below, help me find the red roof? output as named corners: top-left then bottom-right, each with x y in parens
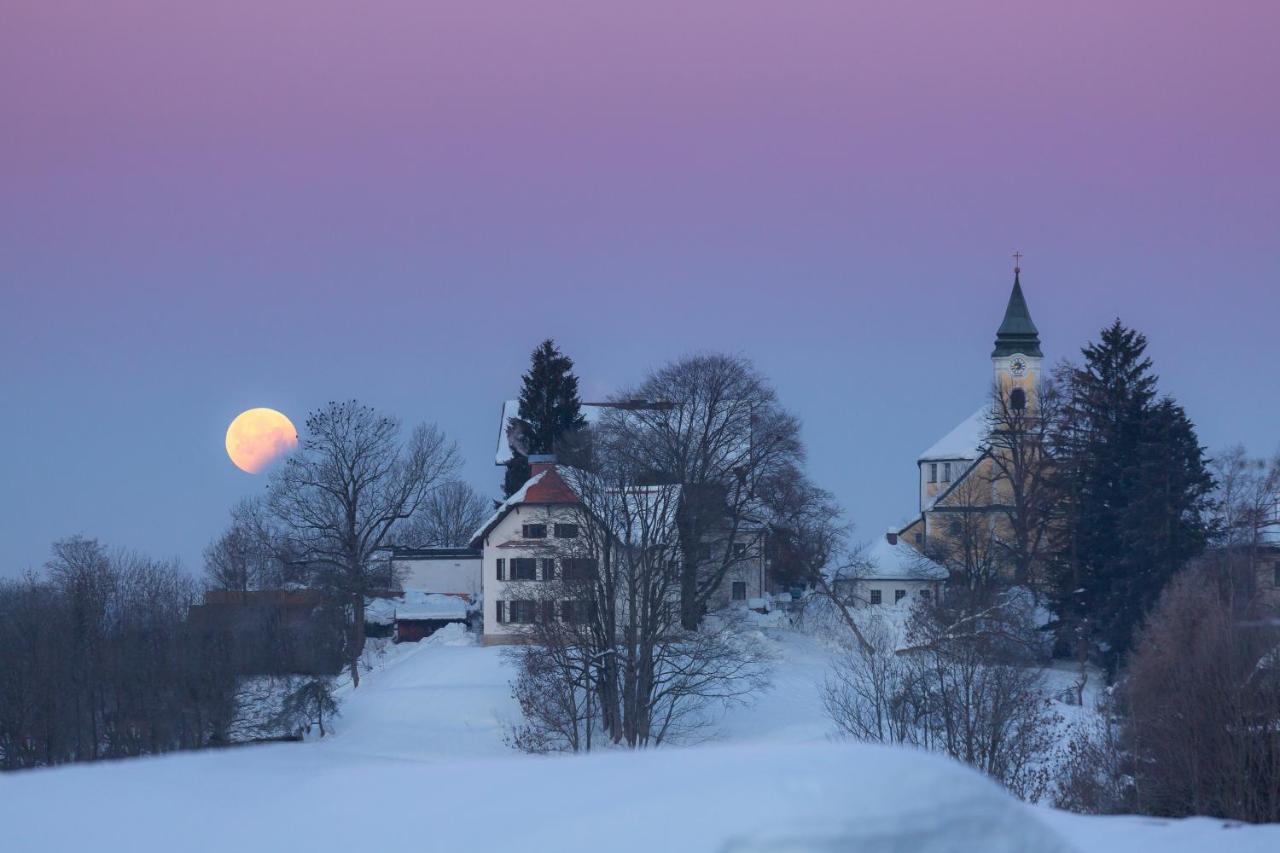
top-left (469, 463), bottom-right (581, 547)
top-left (523, 463), bottom-right (580, 504)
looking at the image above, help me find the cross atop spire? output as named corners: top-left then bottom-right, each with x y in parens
top-left (1012, 250), bottom-right (1023, 274)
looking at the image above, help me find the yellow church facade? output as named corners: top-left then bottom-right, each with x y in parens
top-left (897, 269), bottom-right (1046, 587)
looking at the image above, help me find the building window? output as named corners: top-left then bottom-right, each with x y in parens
top-left (495, 558), bottom-right (505, 580)
top-left (494, 600), bottom-right (505, 623)
top-left (509, 600), bottom-right (537, 623)
top-left (920, 589), bottom-right (931, 601)
top-left (948, 519), bottom-right (961, 536)
top-left (540, 558), bottom-right (556, 580)
top-left (562, 599), bottom-right (592, 623)
top-left (869, 589), bottom-right (882, 605)
top-left (522, 523), bottom-right (547, 539)
top-left (942, 462), bottom-right (952, 482)
top-left (512, 558), bottom-right (537, 580)
top-left (731, 581), bottom-right (747, 601)
top-left (732, 542), bottom-right (748, 559)
top-left (895, 589), bottom-right (906, 603)
top-left (928, 463), bottom-right (938, 483)
top-left (554, 523), bottom-right (579, 539)
top-left (1010, 387), bottom-right (1027, 412)
top-left (561, 558), bottom-right (598, 581)
top-left (914, 532), bottom-right (923, 545)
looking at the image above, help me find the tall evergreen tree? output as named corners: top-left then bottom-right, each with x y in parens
top-left (503, 340), bottom-right (587, 496)
top-left (1048, 321), bottom-right (1213, 674)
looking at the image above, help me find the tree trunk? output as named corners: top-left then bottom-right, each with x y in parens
top-left (350, 593), bottom-right (365, 688)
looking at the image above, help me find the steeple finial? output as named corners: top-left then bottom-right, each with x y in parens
top-left (1012, 250), bottom-right (1022, 274)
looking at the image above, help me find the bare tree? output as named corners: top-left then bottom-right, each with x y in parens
top-left (272, 676), bottom-right (340, 738)
top-left (0, 536), bottom-right (239, 769)
top-left (924, 470), bottom-right (1003, 594)
top-left (1122, 564), bottom-right (1280, 822)
top-left (604, 354), bottom-right (805, 628)
top-left (399, 480), bottom-right (489, 548)
top-left (1208, 445), bottom-right (1280, 606)
top-left (986, 375), bottom-right (1063, 592)
top-left (505, 457), bottom-right (769, 752)
top-left (823, 590), bottom-right (1059, 801)
top-left (267, 400), bottom-right (460, 687)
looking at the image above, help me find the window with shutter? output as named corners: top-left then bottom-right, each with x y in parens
top-left (541, 558), bottom-right (556, 581)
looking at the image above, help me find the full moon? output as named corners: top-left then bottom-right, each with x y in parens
top-left (225, 408), bottom-right (298, 474)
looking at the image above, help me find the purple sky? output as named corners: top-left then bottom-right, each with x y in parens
top-left (3, 1), bottom-right (1278, 576)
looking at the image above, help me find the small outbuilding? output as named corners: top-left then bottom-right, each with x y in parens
top-left (831, 531), bottom-right (948, 607)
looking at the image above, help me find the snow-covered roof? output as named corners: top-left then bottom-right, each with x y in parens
top-left (919, 406), bottom-right (991, 462)
top-left (365, 592), bottom-right (469, 625)
top-left (494, 400), bottom-right (522, 465)
top-left (837, 537), bottom-right (949, 582)
top-left (469, 469), bottom-right (549, 545)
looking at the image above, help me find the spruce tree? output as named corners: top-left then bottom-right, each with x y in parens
top-left (502, 340), bottom-right (587, 496)
top-left (1048, 321), bottom-right (1212, 673)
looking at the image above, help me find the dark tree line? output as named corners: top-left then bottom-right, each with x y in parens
top-left (0, 538), bottom-right (239, 770)
top-left (1046, 321), bottom-right (1213, 674)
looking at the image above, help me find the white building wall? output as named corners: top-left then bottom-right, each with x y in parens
top-left (836, 577), bottom-right (942, 607)
top-left (395, 557), bottom-right (481, 598)
top-left (481, 504), bottom-right (582, 641)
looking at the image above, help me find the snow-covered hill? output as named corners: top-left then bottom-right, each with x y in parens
top-left (2, 625), bottom-right (1277, 852)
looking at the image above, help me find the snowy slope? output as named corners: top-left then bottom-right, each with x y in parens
top-left (3, 625), bottom-right (1279, 853)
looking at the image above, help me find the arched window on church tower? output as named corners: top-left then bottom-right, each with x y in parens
top-left (1009, 387), bottom-right (1027, 412)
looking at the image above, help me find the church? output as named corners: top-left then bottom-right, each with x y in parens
top-left (897, 264), bottom-right (1045, 585)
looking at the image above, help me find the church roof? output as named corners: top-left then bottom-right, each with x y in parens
top-left (919, 406), bottom-right (990, 462)
top-left (992, 272), bottom-right (1043, 358)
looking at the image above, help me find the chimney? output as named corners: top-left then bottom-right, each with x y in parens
top-left (528, 453), bottom-right (556, 478)
top-left (886, 529), bottom-right (898, 546)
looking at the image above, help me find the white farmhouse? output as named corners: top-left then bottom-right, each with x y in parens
top-left (471, 456), bottom-right (772, 643)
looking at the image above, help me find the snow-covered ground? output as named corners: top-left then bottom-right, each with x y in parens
top-left (3, 623), bottom-right (1278, 852)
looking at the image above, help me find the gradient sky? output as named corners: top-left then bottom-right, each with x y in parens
top-left (3, 1), bottom-right (1278, 577)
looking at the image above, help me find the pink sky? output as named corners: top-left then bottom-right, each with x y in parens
top-left (2, 1), bottom-right (1277, 572)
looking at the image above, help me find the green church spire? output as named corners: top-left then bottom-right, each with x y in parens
top-left (992, 268), bottom-right (1042, 358)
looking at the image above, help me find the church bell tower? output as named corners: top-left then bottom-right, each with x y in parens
top-left (991, 255), bottom-right (1042, 413)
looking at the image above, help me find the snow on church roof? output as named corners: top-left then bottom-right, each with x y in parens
top-left (918, 406), bottom-right (991, 462)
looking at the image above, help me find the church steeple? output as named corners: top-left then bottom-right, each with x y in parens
top-left (992, 269), bottom-right (1042, 358)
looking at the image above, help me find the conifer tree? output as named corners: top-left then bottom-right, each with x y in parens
top-left (1048, 321), bottom-right (1213, 673)
top-left (503, 340), bottom-right (587, 496)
